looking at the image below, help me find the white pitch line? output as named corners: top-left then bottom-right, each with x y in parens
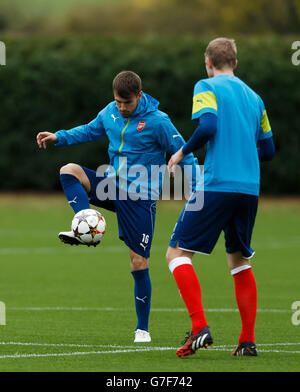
top-left (0, 341), bottom-right (159, 349)
top-left (0, 344), bottom-right (299, 360)
top-left (259, 350), bottom-right (300, 354)
top-left (1, 341), bottom-right (300, 349)
top-left (214, 342), bottom-right (300, 348)
top-left (0, 347), bottom-right (174, 360)
top-left (8, 307), bottom-right (292, 313)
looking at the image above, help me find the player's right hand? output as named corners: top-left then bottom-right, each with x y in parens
top-left (168, 147), bottom-right (186, 177)
top-left (36, 132), bottom-right (57, 149)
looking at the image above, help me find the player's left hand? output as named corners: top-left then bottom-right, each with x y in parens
top-left (168, 147), bottom-right (186, 177)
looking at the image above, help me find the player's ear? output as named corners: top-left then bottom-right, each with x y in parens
top-left (233, 59), bottom-right (238, 69)
top-left (205, 55), bottom-right (212, 68)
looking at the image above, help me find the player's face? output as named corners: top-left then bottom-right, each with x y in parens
top-left (114, 91), bottom-right (143, 118)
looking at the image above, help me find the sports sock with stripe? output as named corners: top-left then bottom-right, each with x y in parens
top-left (60, 174), bottom-right (90, 214)
top-left (169, 257), bottom-right (208, 334)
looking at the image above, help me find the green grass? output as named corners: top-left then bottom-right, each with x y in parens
top-left (0, 195), bottom-right (299, 372)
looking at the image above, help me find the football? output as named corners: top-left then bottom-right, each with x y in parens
top-left (71, 209), bottom-right (106, 245)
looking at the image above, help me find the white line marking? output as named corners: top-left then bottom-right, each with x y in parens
top-left (0, 341), bottom-right (299, 349)
top-left (210, 347), bottom-right (300, 354)
top-left (0, 342), bottom-right (154, 349)
top-left (0, 302), bottom-right (6, 325)
top-left (213, 342), bottom-right (300, 348)
top-left (0, 347), bottom-right (174, 360)
top-left (0, 343), bottom-right (299, 360)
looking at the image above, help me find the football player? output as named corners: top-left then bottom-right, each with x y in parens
top-left (36, 71), bottom-right (199, 343)
top-left (167, 38), bottom-right (275, 357)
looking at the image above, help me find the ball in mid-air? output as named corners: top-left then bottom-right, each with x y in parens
top-left (72, 209), bottom-right (106, 245)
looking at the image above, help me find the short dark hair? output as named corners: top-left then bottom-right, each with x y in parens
top-left (113, 71), bottom-right (142, 98)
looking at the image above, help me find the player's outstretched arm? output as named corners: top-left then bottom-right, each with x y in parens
top-left (36, 132), bottom-right (58, 149)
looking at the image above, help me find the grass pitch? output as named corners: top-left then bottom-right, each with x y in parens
top-left (0, 194), bottom-right (299, 372)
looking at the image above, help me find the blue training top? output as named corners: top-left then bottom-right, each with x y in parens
top-left (191, 74), bottom-right (273, 196)
top-left (55, 92), bottom-right (200, 199)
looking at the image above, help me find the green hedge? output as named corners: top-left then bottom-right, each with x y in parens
top-left (0, 35), bottom-right (299, 193)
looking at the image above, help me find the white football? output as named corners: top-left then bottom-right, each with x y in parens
top-left (72, 209), bottom-right (106, 245)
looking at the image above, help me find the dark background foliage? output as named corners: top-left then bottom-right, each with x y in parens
top-left (0, 35), bottom-right (299, 193)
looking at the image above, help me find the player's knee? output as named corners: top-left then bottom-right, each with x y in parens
top-left (60, 164), bottom-right (91, 193)
top-left (166, 245), bottom-right (194, 264)
top-left (60, 163), bottom-right (80, 176)
top-left (166, 246), bottom-right (179, 264)
top-left (166, 247), bottom-right (173, 264)
top-left (227, 251), bottom-right (251, 272)
top-left (130, 254), bottom-right (148, 271)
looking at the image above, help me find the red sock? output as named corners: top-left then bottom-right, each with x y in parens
top-left (232, 266), bottom-right (257, 344)
top-left (169, 257), bottom-right (207, 334)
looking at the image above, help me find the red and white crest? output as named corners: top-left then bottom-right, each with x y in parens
top-left (137, 121), bottom-right (146, 131)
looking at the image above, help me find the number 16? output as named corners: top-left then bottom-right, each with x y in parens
top-left (142, 234), bottom-right (149, 244)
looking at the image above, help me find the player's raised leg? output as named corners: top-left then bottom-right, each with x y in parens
top-left (130, 249), bottom-right (152, 343)
top-left (166, 245), bottom-right (213, 357)
top-left (59, 163), bottom-right (93, 245)
top-left (60, 163), bottom-right (91, 213)
top-left (228, 251), bottom-right (258, 356)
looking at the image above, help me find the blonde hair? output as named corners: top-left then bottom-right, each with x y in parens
top-left (205, 38), bottom-right (237, 70)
